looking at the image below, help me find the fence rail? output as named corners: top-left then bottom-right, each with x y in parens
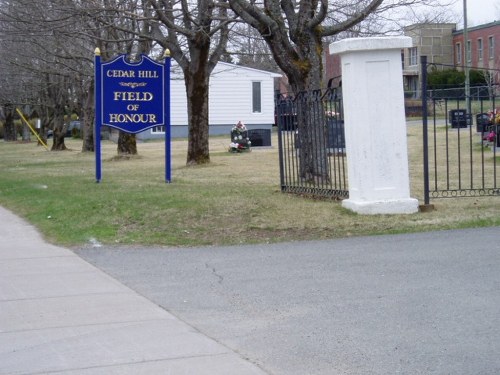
top-left (421, 56), bottom-right (500, 203)
top-left (276, 87), bottom-right (348, 199)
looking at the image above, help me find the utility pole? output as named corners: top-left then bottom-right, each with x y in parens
top-left (464, 0), bottom-right (471, 123)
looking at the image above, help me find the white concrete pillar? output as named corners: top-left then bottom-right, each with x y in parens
top-left (329, 37), bottom-right (419, 214)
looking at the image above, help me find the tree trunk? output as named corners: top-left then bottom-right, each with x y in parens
top-left (117, 131), bottom-right (137, 155)
top-left (3, 104), bottom-right (17, 141)
top-left (22, 123), bottom-right (31, 142)
top-left (81, 81), bottom-right (95, 152)
top-left (296, 93), bottom-right (329, 182)
top-left (185, 64), bottom-right (210, 165)
top-left (229, 0), bottom-right (336, 181)
top-left (279, 31), bottom-right (329, 182)
top-left (51, 104), bottom-right (67, 151)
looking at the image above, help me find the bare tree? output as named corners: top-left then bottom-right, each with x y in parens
top-left (0, 1), bottom-right (40, 142)
top-left (230, 22), bottom-right (280, 72)
top-left (80, 0), bottom-right (232, 162)
top-left (0, 39), bottom-right (20, 142)
top-left (146, 0), bottom-right (233, 165)
top-left (1, 103), bottom-right (16, 141)
top-left (228, 0), bottom-right (439, 181)
top-left (81, 0), bottom-right (158, 156)
top-left (0, 0), bottom-right (95, 150)
top-left (1, 0), bottom-right (158, 154)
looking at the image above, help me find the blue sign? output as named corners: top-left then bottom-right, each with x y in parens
top-left (94, 50), bottom-right (171, 183)
top-left (100, 55), bottom-right (165, 133)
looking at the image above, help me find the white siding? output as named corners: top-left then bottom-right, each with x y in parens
top-left (170, 77), bottom-right (188, 126)
top-left (170, 62), bottom-right (280, 128)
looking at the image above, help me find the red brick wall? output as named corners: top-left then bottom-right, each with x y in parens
top-left (325, 54), bottom-right (341, 81)
top-left (453, 22), bottom-right (500, 73)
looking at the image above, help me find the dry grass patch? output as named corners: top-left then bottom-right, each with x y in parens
top-left (0, 129), bottom-right (499, 248)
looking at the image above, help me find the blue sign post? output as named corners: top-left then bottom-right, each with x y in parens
top-left (94, 49), bottom-right (171, 182)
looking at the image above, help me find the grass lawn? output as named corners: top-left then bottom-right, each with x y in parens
top-left (0, 128), bottom-right (499, 248)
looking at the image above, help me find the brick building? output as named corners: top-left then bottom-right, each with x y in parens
top-left (453, 20), bottom-right (500, 83)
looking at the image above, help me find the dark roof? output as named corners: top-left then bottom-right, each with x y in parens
top-left (453, 20), bottom-right (500, 35)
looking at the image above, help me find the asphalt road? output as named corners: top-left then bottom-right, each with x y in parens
top-left (75, 227), bottom-right (500, 375)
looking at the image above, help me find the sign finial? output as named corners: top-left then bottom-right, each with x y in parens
top-left (95, 47), bottom-right (101, 56)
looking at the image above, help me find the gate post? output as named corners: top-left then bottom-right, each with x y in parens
top-left (330, 37), bottom-right (419, 214)
top-left (421, 55), bottom-right (431, 206)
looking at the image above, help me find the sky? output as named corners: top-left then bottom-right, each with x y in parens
top-left (450, 0), bottom-right (499, 26)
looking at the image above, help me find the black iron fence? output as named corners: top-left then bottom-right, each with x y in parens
top-left (421, 56), bottom-right (500, 203)
top-left (275, 86), bottom-right (348, 199)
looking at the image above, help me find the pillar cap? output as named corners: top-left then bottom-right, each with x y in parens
top-left (329, 36), bottom-right (412, 55)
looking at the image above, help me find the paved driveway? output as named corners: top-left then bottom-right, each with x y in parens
top-left (76, 227), bottom-right (500, 375)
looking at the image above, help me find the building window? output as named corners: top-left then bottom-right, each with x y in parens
top-left (151, 126), bottom-right (165, 134)
top-left (456, 43), bottom-right (462, 64)
top-left (466, 40), bottom-right (471, 62)
top-left (489, 36), bottom-right (494, 59)
top-left (409, 47), bottom-right (418, 66)
top-left (478, 38), bottom-right (483, 61)
top-left (252, 81), bottom-right (261, 113)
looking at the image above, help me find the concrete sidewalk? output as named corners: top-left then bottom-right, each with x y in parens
top-left (0, 206), bottom-right (268, 375)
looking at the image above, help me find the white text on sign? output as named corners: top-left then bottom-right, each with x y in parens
top-left (108, 113), bottom-right (157, 123)
top-left (106, 70), bottom-right (159, 78)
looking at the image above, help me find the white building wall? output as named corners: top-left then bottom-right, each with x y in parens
top-left (207, 63), bottom-right (278, 126)
top-left (170, 76), bottom-right (188, 126)
top-left (140, 62), bottom-right (280, 139)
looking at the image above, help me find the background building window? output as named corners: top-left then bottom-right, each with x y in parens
top-left (409, 47), bottom-right (418, 66)
top-left (252, 81), bottom-right (261, 113)
top-left (456, 43), bottom-right (462, 64)
top-left (466, 40), bottom-right (471, 62)
top-left (489, 36), bottom-right (494, 59)
top-left (478, 38), bottom-right (483, 61)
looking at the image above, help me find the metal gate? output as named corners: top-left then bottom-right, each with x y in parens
top-left (275, 84), bottom-right (348, 199)
top-left (421, 56), bottom-right (500, 204)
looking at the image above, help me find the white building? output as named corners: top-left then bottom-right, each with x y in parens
top-left (136, 62), bottom-right (281, 140)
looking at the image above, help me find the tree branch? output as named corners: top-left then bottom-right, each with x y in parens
top-left (321, 0), bottom-right (384, 36)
